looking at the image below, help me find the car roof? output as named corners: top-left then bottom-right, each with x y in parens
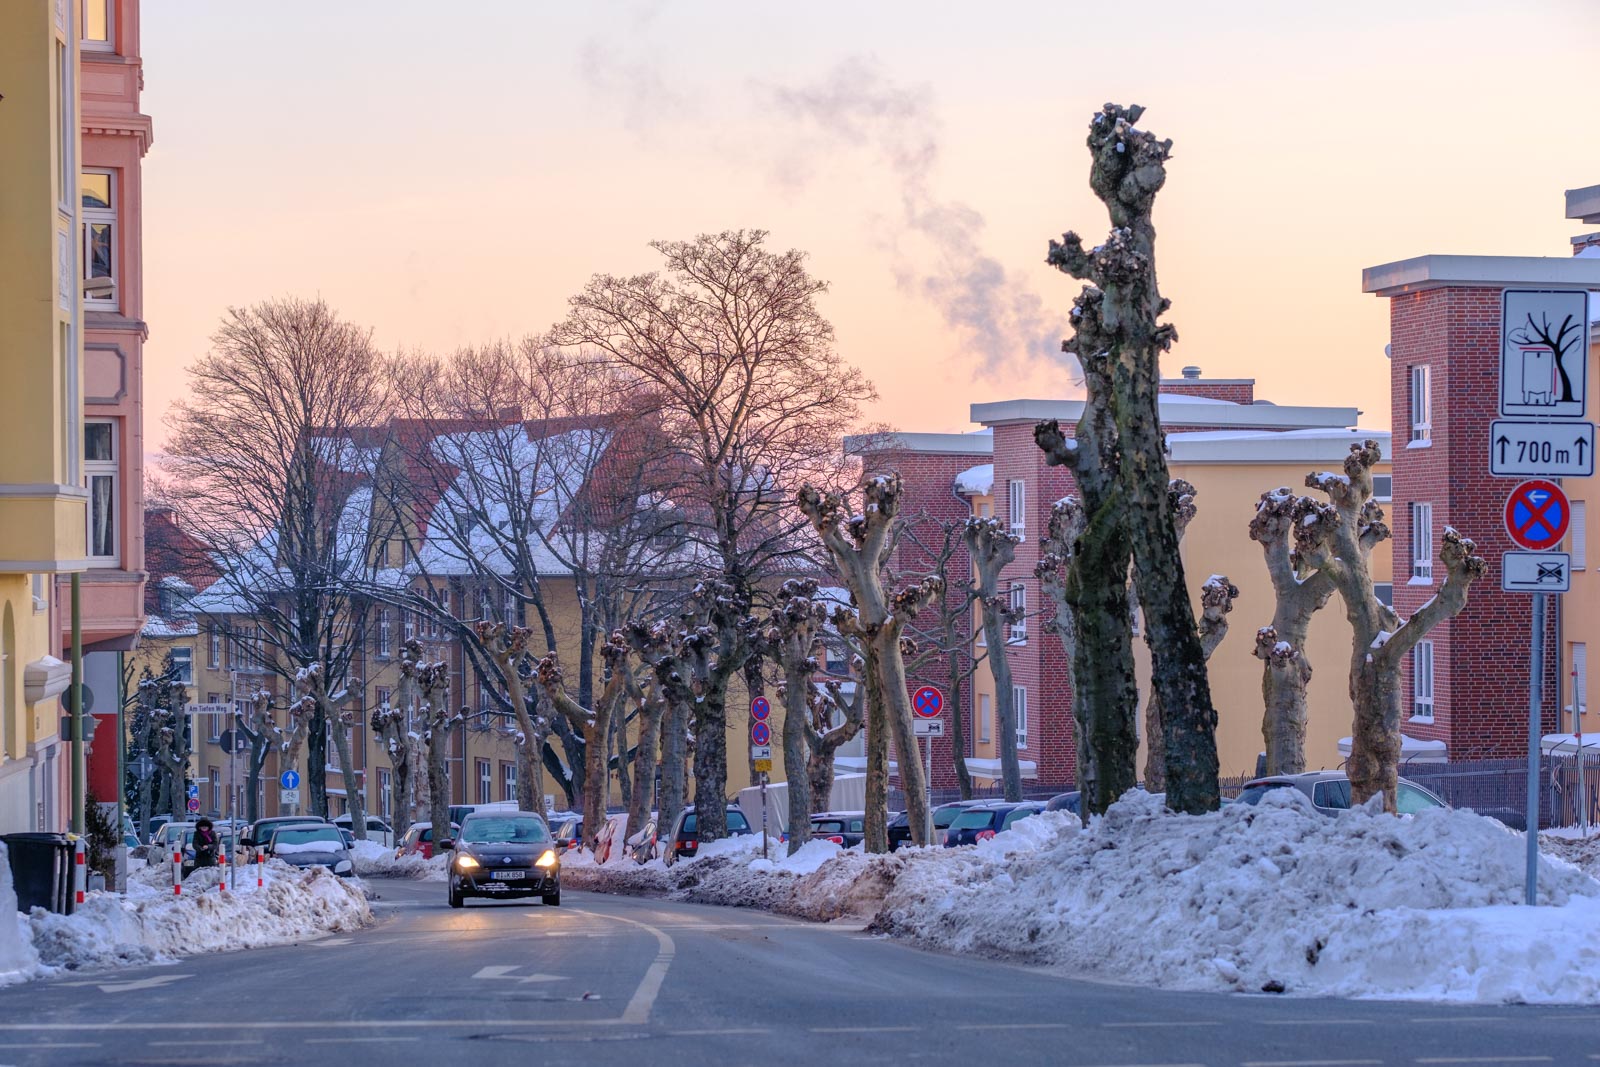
top-left (810, 810), bottom-right (865, 819)
top-left (461, 810), bottom-right (545, 821)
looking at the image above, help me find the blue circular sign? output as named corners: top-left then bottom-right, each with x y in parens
top-left (751, 721), bottom-right (771, 746)
top-left (751, 697), bottom-right (771, 722)
top-left (912, 686), bottom-right (944, 719)
top-left (280, 769), bottom-right (300, 790)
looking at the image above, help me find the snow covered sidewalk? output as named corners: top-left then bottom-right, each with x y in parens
top-left (566, 791), bottom-right (1600, 1003)
top-left (3, 848), bottom-right (371, 985)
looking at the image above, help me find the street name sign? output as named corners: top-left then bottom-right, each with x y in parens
top-left (1500, 290), bottom-right (1590, 420)
top-left (913, 719), bottom-right (946, 737)
top-left (1490, 420), bottom-right (1596, 477)
top-left (1502, 552), bottom-right (1572, 594)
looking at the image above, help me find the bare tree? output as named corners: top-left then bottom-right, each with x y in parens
top-left (1041, 103), bottom-right (1221, 814)
top-left (413, 655), bottom-right (456, 844)
top-left (806, 672), bottom-right (864, 817)
top-left (965, 518), bottom-right (1024, 801)
top-left (233, 687), bottom-right (278, 824)
top-left (535, 633), bottom-right (635, 851)
top-left (625, 677), bottom-right (666, 834)
top-left (554, 230), bottom-right (875, 838)
top-left (627, 615), bottom-right (699, 847)
top-left (371, 638), bottom-right (428, 831)
top-left (798, 475), bottom-right (943, 852)
top-left (1288, 441), bottom-right (1485, 808)
top-left (164, 298), bottom-right (389, 833)
top-left (764, 579), bottom-right (830, 853)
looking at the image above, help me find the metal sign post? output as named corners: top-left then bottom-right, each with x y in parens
top-left (760, 772), bottom-right (768, 861)
top-left (1527, 592), bottom-right (1545, 907)
top-left (911, 686), bottom-right (944, 847)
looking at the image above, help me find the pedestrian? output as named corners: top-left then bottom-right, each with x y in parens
top-left (191, 817), bottom-right (220, 873)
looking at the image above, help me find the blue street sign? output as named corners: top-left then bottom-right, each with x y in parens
top-left (280, 769), bottom-right (300, 790)
top-left (186, 782), bottom-right (199, 799)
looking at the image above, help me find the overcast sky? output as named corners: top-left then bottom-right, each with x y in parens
top-left (139, 0), bottom-right (1600, 451)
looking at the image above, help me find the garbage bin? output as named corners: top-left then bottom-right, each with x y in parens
top-left (2, 832), bottom-right (71, 914)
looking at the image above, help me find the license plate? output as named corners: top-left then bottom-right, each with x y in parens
top-left (491, 870), bottom-right (526, 881)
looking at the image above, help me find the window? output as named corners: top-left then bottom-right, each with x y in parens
top-left (478, 685), bottom-right (495, 714)
top-left (978, 501), bottom-right (992, 520)
top-left (501, 762), bottom-right (517, 803)
top-left (1572, 643), bottom-right (1588, 728)
top-left (1410, 503), bottom-right (1433, 582)
top-left (978, 693), bottom-right (992, 744)
top-left (56, 43), bottom-right (71, 205)
top-left (207, 626), bottom-right (220, 670)
top-left (377, 609), bottom-right (392, 658)
top-left (477, 588), bottom-right (492, 620)
top-left (206, 695), bottom-right (222, 741)
top-left (403, 610), bottom-right (417, 643)
top-left (1409, 365), bottom-right (1431, 445)
top-left (1375, 583), bottom-right (1394, 608)
top-left (1008, 584), bottom-right (1027, 643)
top-left (375, 686), bottom-right (392, 710)
top-left (1372, 474), bottom-right (1393, 502)
top-left (81, 170), bottom-right (116, 306)
top-left (208, 767), bottom-right (220, 814)
top-left (1412, 641), bottom-right (1434, 720)
top-left (1013, 686), bottom-right (1029, 748)
top-left (477, 759), bottom-right (492, 805)
top-left (378, 769), bottom-right (392, 820)
top-left (81, 0), bottom-right (113, 50)
top-left (84, 420), bottom-right (117, 562)
top-left (1572, 502), bottom-right (1587, 571)
top-left (171, 646), bottom-right (194, 685)
top-left (1008, 480), bottom-right (1026, 537)
top-left (503, 589), bottom-right (519, 625)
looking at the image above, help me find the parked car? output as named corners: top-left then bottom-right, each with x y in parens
top-left (144, 814), bottom-right (173, 845)
top-left (242, 815), bottom-right (328, 849)
top-left (441, 810), bottom-right (561, 908)
top-left (809, 811), bottom-right (865, 848)
top-left (264, 825), bottom-right (355, 876)
top-left (1234, 771), bottom-right (1445, 815)
top-left (663, 805), bottom-right (752, 864)
top-left (177, 825), bottom-right (243, 878)
top-left (943, 801), bottom-right (1047, 847)
top-left (397, 820), bottom-right (459, 860)
top-left (332, 814), bottom-right (395, 848)
top-left (1045, 791), bottom-right (1081, 815)
top-left (550, 816), bottom-right (583, 853)
top-left (147, 821), bottom-right (195, 864)
top-left (888, 801), bottom-right (990, 850)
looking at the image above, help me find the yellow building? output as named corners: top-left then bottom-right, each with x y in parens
top-left (0, 2), bottom-right (90, 834)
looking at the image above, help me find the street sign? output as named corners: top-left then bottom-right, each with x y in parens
top-left (186, 782), bottom-right (199, 799)
top-left (1500, 290), bottom-right (1590, 420)
top-left (750, 721), bottom-right (771, 747)
top-left (131, 755), bottom-right (155, 780)
top-left (749, 745), bottom-right (771, 760)
top-left (187, 798), bottom-right (201, 813)
top-left (753, 759), bottom-right (773, 773)
top-left (912, 685), bottom-right (944, 720)
top-left (216, 729), bottom-right (250, 754)
top-left (1505, 479), bottom-right (1571, 552)
top-left (280, 769), bottom-right (300, 790)
top-left (1490, 420), bottom-right (1596, 477)
top-left (750, 696), bottom-right (770, 722)
top-left (281, 788), bottom-right (300, 806)
top-left (913, 719), bottom-right (945, 737)
top-left (1503, 551), bottom-right (1572, 593)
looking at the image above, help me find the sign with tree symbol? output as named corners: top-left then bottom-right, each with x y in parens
top-left (1500, 290), bottom-right (1590, 420)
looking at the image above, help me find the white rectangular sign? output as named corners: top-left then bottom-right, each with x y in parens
top-left (1500, 290), bottom-right (1590, 420)
top-left (280, 788), bottom-right (301, 805)
top-left (913, 719), bottom-right (945, 737)
top-left (1502, 551), bottom-right (1572, 593)
top-left (749, 745), bottom-right (771, 760)
top-left (1489, 420), bottom-right (1596, 477)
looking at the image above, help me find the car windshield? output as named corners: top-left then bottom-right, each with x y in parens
top-left (460, 817), bottom-right (550, 844)
top-left (1234, 783), bottom-right (1293, 806)
top-left (272, 828), bottom-right (342, 848)
top-left (933, 807), bottom-right (967, 828)
top-left (812, 819), bottom-right (846, 833)
top-left (1001, 808), bottom-right (1039, 830)
top-left (950, 809), bottom-right (999, 831)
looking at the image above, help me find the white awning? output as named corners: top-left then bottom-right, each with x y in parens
top-left (964, 758), bottom-right (1039, 780)
top-left (1336, 734), bottom-right (1448, 762)
top-left (834, 757), bottom-right (896, 774)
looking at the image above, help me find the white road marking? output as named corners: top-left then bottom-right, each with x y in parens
top-left (1244, 1061), bottom-right (1384, 1066)
top-left (149, 1039), bottom-right (264, 1047)
top-left (576, 908), bottom-right (676, 1026)
top-left (810, 1026), bottom-right (921, 1033)
top-left (308, 937), bottom-right (353, 947)
top-left (471, 965), bottom-right (568, 984)
top-left (957, 1022), bottom-right (1074, 1030)
top-left (0, 1044), bottom-right (103, 1050)
top-left (1104, 1021), bottom-right (1223, 1029)
top-left (669, 1028), bottom-right (771, 1035)
top-left (59, 973), bottom-right (191, 994)
top-left (1415, 1059), bottom-right (1552, 1064)
top-left (304, 1037), bottom-right (421, 1044)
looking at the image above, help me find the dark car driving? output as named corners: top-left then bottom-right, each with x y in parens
top-left (442, 811), bottom-right (560, 908)
top-left (943, 801), bottom-right (1046, 846)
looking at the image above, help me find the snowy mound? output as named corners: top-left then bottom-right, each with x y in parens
top-left (349, 840), bottom-right (448, 881)
top-left (26, 860), bottom-right (371, 974)
top-left (0, 845), bottom-right (42, 986)
top-left (877, 790), bottom-right (1600, 1001)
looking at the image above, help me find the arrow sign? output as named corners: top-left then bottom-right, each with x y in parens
top-left (62, 974), bottom-right (191, 994)
top-left (912, 685), bottom-right (944, 720)
top-left (750, 696), bottom-right (770, 722)
top-left (280, 769), bottom-right (300, 790)
top-left (1489, 420), bottom-right (1596, 478)
top-left (1505, 479), bottom-right (1571, 551)
top-left (750, 720), bottom-right (771, 747)
top-left (472, 965), bottom-right (568, 984)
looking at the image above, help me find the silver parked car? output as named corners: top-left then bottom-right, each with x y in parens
top-left (1235, 771), bottom-right (1445, 815)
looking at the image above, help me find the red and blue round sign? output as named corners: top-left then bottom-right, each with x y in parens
top-left (750, 696), bottom-right (770, 722)
top-left (912, 685), bottom-right (944, 719)
top-left (750, 720), bottom-right (771, 746)
top-left (1505, 479), bottom-right (1570, 552)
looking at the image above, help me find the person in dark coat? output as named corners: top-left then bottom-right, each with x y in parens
top-left (191, 817), bottom-right (220, 871)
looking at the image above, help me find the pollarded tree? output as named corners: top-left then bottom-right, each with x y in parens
top-left (535, 633), bottom-right (635, 852)
top-left (627, 616), bottom-right (699, 847)
top-left (1042, 103), bottom-right (1221, 813)
top-left (294, 662), bottom-right (369, 839)
top-left (370, 638), bottom-right (428, 830)
top-left (677, 582), bottom-right (757, 843)
top-left (798, 475), bottom-right (943, 852)
top-left (764, 578), bottom-right (831, 853)
top-left (625, 676), bottom-right (666, 836)
top-left (1248, 488), bottom-right (1338, 775)
top-left (964, 517), bottom-right (1024, 802)
top-left (234, 687), bottom-right (278, 824)
top-left (413, 655), bottom-right (456, 845)
top-left (474, 621), bottom-right (547, 814)
top-left (806, 673), bottom-right (864, 817)
top-left (1289, 440), bottom-right (1485, 809)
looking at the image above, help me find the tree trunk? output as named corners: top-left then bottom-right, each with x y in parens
top-left (308, 708), bottom-right (329, 818)
top-left (947, 650), bottom-right (973, 800)
top-left (1257, 630), bottom-right (1314, 776)
top-left (878, 629), bottom-right (930, 845)
top-left (860, 640), bottom-right (890, 854)
top-left (781, 668), bottom-right (811, 855)
top-left (324, 702), bottom-right (368, 839)
top-left (426, 731), bottom-right (451, 847)
top-left (611, 709), bottom-right (629, 812)
top-left (692, 686), bottom-right (728, 841)
top-left (981, 612), bottom-right (1022, 802)
top-left (1142, 691), bottom-right (1167, 794)
top-left (1068, 511), bottom-right (1140, 815)
top-left (657, 696), bottom-right (690, 850)
top-left (628, 699), bottom-right (662, 833)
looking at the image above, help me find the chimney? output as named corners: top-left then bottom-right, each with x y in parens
top-left (1181, 365), bottom-right (1201, 379)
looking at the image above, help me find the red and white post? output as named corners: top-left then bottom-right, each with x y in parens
top-left (72, 838), bottom-right (86, 906)
top-left (172, 844), bottom-right (183, 896)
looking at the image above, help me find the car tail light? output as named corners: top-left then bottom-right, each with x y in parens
top-left (976, 830), bottom-right (995, 842)
top-left (823, 835), bottom-right (844, 845)
top-left (678, 839), bottom-right (695, 851)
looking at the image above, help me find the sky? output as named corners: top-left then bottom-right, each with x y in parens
top-left (138, 1), bottom-right (1600, 453)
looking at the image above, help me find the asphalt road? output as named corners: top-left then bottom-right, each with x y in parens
top-left (0, 877), bottom-right (1596, 1067)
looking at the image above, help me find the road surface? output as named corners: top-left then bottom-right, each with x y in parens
top-left (0, 877), bottom-right (1595, 1066)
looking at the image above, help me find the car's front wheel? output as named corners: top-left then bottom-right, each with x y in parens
top-left (448, 880), bottom-right (465, 909)
top-left (542, 886), bottom-right (560, 907)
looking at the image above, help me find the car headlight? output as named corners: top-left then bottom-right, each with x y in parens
top-left (334, 860), bottom-right (352, 873)
top-left (534, 849), bottom-right (558, 869)
top-left (455, 854), bottom-right (481, 870)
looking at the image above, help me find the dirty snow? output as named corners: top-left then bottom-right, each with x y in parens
top-left (348, 840), bottom-right (448, 881)
top-left (0, 845), bottom-right (42, 986)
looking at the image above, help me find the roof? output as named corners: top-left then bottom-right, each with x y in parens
top-left (844, 430), bottom-right (993, 456)
top-left (1361, 254), bottom-right (1600, 297)
top-left (1166, 427), bottom-right (1393, 464)
top-left (971, 398), bottom-right (1361, 431)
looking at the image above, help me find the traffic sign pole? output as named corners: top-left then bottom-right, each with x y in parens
top-left (1527, 592), bottom-right (1545, 907)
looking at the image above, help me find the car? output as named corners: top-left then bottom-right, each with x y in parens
top-left (264, 825), bottom-right (355, 876)
top-left (1045, 791), bottom-right (1081, 815)
top-left (663, 805), bottom-right (752, 865)
top-left (332, 814), bottom-right (395, 848)
top-left (809, 811), bottom-right (865, 847)
top-left (888, 801), bottom-right (991, 850)
top-left (176, 825), bottom-right (243, 878)
top-left (447, 801), bottom-right (522, 826)
top-left (242, 814), bottom-right (328, 849)
top-left (1234, 771), bottom-right (1446, 816)
top-left (338, 828), bottom-right (356, 849)
top-left (396, 820), bottom-right (459, 860)
top-left (441, 810), bottom-right (561, 908)
top-left (147, 821), bottom-right (198, 865)
top-left (943, 801), bottom-right (1047, 847)
top-left (550, 816), bottom-right (583, 853)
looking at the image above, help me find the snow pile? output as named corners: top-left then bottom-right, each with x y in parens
top-left (348, 840), bottom-right (448, 881)
top-left (26, 860), bottom-right (370, 973)
top-left (0, 845), bottom-right (43, 986)
top-left (876, 791), bottom-right (1600, 1002)
top-left (1542, 830), bottom-right (1600, 881)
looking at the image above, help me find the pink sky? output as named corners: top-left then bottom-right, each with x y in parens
top-left (138, 1), bottom-right (1600, 453)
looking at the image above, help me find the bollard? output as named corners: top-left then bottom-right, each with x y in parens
top-left (173, 846), bottom-right (183, 896)
top-left (73, 838), bottom-right (87, 907)
top-left (255, 847), bottom-right (263, 889)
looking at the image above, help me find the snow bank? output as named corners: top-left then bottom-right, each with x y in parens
top-left (26, 860), bottom-right (370, 974)
top-left (0, 844), bottom-right (43, 986)
top-left (348, 840), bottom-right (448, 881)
top-left (1542, 831), bottom-right (1600, 881)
